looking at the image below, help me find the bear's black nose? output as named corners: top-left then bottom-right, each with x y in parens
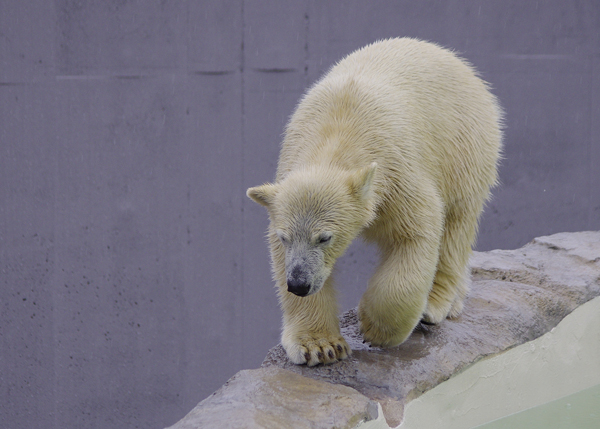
top-left (287, 278), bottom-right (310, 297)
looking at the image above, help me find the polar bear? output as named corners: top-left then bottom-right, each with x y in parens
top-left (247, 38), bottom-right (502, 366)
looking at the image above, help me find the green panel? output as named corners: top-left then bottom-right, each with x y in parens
top-left (476, 384), bottom-right (600, 429)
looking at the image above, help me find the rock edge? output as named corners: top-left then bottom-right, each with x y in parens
top-left (169, 232), bottom-right (600, 428)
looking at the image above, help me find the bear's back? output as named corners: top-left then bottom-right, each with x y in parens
top-left (279, 38), bottom-right (502, 204)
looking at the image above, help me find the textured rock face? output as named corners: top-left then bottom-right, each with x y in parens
top-left (168, 232), bottom-right (600, 428)
top-left (167, 366), bottom-right (377, 429)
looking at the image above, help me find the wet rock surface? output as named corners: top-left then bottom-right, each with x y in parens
top-left (169, 232), bottom-right (600, 428)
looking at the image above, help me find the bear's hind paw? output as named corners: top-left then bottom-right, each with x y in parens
top-left (447, 297), bottom-right (464, 319)
top-left (422, 300), bottom-right (452, 324)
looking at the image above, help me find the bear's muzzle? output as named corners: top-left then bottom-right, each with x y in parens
top-left (287, 278), bottom-right (311, 297)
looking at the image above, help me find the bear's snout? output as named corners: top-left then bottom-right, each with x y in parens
top-left (287, 278), bottom-right (311, 297)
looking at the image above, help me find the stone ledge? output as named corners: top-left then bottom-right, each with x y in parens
top-left (168, 231), bottom-right (600, 428)
top-left (168, 366), bottom-right (377, 429)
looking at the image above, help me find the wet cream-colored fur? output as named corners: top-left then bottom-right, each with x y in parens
top-left (247, 38), bottom-right (502, 366)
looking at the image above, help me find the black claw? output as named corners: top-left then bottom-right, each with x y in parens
top-left (317, 351), bottom-right (324, 360)
top-left (328, 350), bottom-right (335, 359)
top-left (304, 352), bottom-right (310, 362)
top-left (336, 344), bottom-right (343, 352)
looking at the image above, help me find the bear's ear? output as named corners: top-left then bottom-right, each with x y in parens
top-left (349, 162), bottom-right (377, 200)
top-left (246, 183), bottom-right (277, 207)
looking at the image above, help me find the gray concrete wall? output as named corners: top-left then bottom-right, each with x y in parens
top-left (1, 1), bottom-right (598, 428)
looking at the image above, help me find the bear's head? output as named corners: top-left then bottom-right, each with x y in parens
top-left (247, 162), bottom-right (377, 297)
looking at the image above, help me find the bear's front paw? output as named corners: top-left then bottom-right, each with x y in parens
top-left (359, 307), bottom-right (414, 348)
top-left (281, 332), bottom-right (351, 366)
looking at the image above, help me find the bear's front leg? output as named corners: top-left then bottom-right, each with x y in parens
top-left (279, 277), bottom-right (351, 366)
top-left (359, 236), bottom-right (440, 347)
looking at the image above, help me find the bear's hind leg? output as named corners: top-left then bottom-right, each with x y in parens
top-left (447, 265), bottom-right (471, 318)
top-left (423, 202), bottom-right (479, 324)
top-left (424, 265), bottom-right (471, 324)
